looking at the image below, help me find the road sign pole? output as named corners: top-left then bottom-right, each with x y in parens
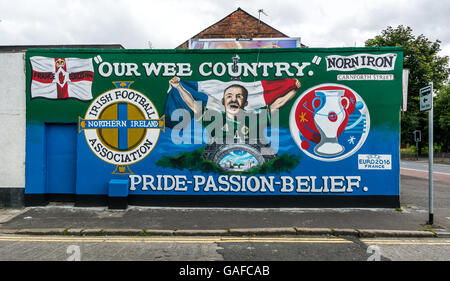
top-left (428, 82), bottom-right (434, 225)
top-left (415, 140), bottom-right (419, 160)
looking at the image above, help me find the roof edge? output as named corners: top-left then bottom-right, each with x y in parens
top-left (25, 46), bottom-right (404, 55)
top-left (175, 7), bottom-right (289, 49)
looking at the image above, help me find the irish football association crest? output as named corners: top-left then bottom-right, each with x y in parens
top-left (79, 82), bottom-right (165, 174)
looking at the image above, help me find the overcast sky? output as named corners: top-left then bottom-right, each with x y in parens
top-left (0, 0), bottom-right (449, 58)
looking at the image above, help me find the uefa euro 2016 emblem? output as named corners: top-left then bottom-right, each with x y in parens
top-left (79, 81), bottom-right (165, 174)
top-left (289, 84), bottom-right (370, 161)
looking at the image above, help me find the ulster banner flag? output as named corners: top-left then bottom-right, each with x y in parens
top-left (30, 56), bottom-right (94, 101)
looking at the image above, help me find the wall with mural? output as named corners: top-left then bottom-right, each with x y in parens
top-left (25, 47), bottom-right (403, 207)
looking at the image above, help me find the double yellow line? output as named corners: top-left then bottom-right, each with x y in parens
top-left (361, 239), bottom-right (450, 245)
top-left (1, 236), bottom-right (449, 245)
top-left (0, 236), bottom-right (352, 244)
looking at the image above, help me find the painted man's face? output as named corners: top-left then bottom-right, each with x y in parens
top-left (222, 86), bottom-right (248, 116)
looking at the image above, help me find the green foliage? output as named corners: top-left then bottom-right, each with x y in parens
top-left (366, 25), bottom-right (449, 152)
top-left (156, 147), bottom-right (223, 173)
top-left (434, 84), bottom-right (450, 151)
top-left (156, 148), bottom-right (300, 175)
top-left (246, 153), bottom-right (300, 174)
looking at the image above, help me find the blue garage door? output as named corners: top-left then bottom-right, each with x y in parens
top-left (46, 124), bottom-right (77, 194)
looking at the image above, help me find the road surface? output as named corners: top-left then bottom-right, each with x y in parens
top-left (401, 160), bottom-right (450, 182)
top-left (0, 234), bottom-right (449, 261)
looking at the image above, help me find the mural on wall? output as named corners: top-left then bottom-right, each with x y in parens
top-left (189, 38), bottom-right (301, 49)
top-left (290, 83), bottom-right (370, 161)
top-left (30, 56), bottom-right (94, 100)
top-left (165, 76), bottom-right (300, 172)
top-left (78, 82), bottom-right (165, 175)
top-left (25, 48), bottom-right (403, 205)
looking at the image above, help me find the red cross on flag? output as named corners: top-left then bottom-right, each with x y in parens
top-left (30, 56), bottom-right (94, 101)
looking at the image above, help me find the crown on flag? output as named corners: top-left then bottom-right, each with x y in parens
top-left (55, 58), bottom-right (65, 68)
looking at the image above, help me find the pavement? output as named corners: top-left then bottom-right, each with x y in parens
top-left (0, 204), bottom-right (447, 238)
top-left (0, 161), bottom-right (449, 239)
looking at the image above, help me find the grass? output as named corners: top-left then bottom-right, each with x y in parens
top-left (417, 229), bottom-right (437, 236)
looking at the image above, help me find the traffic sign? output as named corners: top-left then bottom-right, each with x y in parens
top-left (420, 85), bottom-right (432, 111)
top-left (421, 82), bottom-right (434, 225)
top-left (413, 130), bottom-right (421, 142)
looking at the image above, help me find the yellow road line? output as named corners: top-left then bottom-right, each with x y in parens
top-left (362, 239), bottom-right (450, 242)
top-left (0, 236), bottom-right (349, 241)
top-left (364, 242), bottom-right (450, 245)
top-left (0, 236), bottom-right (352, 244)
top-left (219, 237), bottom-right (344, 240)
top-left (4, 236), bottom-right (448, 245)
top-left (362, 239), bottom-right (450, 245)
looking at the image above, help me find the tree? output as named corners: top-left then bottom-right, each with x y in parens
top-left (434, 84), bottom-right (450, 152)
top-left (365, 25), bottom-right (449, 153)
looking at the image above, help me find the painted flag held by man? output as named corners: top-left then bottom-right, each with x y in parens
top-left (164, 77), bottom-right (301, 128)
top-left (30, 56), bottom-right (94, 101)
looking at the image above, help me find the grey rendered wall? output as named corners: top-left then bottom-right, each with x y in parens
top-left (0, 52), bottom-right (26, 207)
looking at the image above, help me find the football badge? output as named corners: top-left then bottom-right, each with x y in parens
top-left (79, 81), bottom-right (165, 174)
top-left (289, 83), bottom-right (370, 161)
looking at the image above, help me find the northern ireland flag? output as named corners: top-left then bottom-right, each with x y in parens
top-left (30, 56), bottom-right (94, 101)
top-left (164, 78), bottom-right (299, 128)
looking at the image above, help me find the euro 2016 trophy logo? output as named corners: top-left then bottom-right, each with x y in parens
top-left (79, 81), bottom-right (165, 174)
top-left (289, 84), bottom-right (370, 161)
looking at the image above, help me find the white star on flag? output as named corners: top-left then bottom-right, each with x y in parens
top-left (348, 136), bottom-right (356, 144)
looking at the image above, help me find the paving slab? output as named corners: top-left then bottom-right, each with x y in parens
top-left (0, 204), bottom-right (446, 238)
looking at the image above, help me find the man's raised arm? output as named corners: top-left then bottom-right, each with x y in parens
top-left (269, 79), bottom-right (301, 111)
top-left (169, 76), bottom-right (201, 115)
